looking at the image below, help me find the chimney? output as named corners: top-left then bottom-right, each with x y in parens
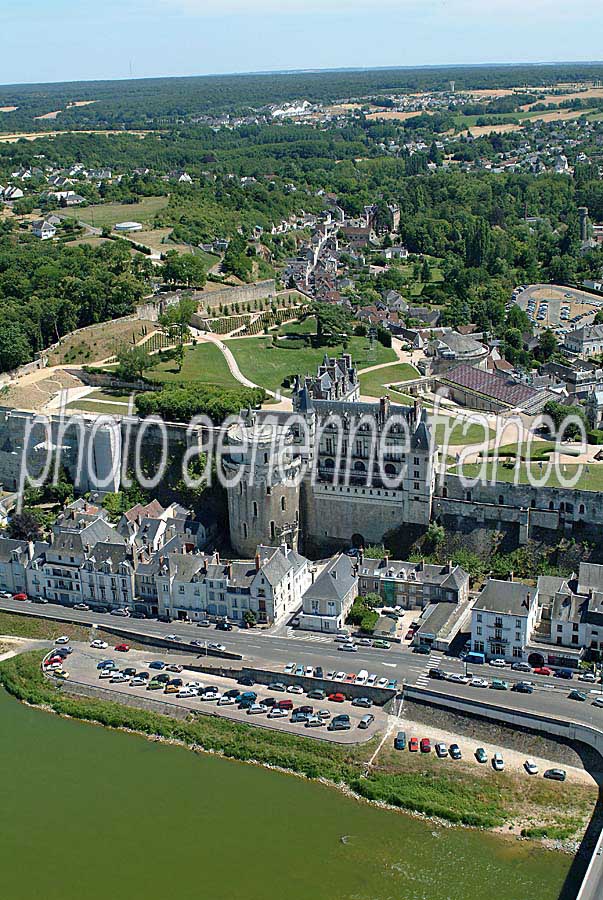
top-left (226, 562), bottom-right (232, 579)
top-left (359, 549), bottom-right (364, 565)
top-left (215, 552), bottom-right (220, 564)
top-left (255, 553), bottom-right (261, 572)
top-left (509, 571), bottom-right (514, 582)
top-left (447, 559), bottom-right (453, 573)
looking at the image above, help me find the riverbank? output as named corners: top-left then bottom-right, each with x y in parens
top-left (0, 649), bottom-right (597, 851)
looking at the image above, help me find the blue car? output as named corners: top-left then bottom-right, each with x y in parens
top-left (149, 661), bottom-right (166, 670)
top-left (97, 659), bottom-right (116, 670)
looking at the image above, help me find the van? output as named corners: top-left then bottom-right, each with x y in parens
top-left (464, 651), bottom-right (486, 665)
top-left (355, 669), bottom-right (369, 685)
top-left (394, 731), bottom-right (406, 750)
top-left (358, 714), bottom-right (375, 729)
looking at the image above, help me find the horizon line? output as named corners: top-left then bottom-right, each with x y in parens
top-left (1, 58), bottom-right (603, 91)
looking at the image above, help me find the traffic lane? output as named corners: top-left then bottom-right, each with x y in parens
top-left (435, 656), bottom-right (602, 696)
top-left (419, 679), bottom-right (603, 731)
top-left (60, 645), bottom-right (384, 744)
top-left (1, 600), bottom-right (423, 680)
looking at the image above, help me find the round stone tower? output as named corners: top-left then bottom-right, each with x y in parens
top-left (223, 410), bottom-right (301, 557)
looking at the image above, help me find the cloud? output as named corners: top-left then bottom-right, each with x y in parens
top-left (159, 0), bottom-right (600, 15)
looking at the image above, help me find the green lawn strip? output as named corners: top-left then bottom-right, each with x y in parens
top-left (482, 441), bottom-right (582, 461)
top-left (453, 461), bottom-right (600, 491)
top-left (226, 336), bottom-right (396, 394)
top-left (0, 612), bottom-right (140, 649)
top-left (84, 389), bottom-right (135, 403)
top-left (66, 401), bottom-right (131, 416)
top-left (359, 363), bottom-right (419, 399)
top-left (277, 316), bottom-right (317, 337)
top-left (0, 650), bottom-right (513, 830)
top-left (151, 343), bottom-right (241, 389)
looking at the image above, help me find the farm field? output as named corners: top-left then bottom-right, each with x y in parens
top-left (59, 196), bottom-right (169, 228)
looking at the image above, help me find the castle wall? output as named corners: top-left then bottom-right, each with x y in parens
top-left (226, 475), bottom-right (300, 557)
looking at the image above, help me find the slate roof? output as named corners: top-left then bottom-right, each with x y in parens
top-left (473, 580), bottom-right (536, 616)
top-left (305, 554), bottom-right (356, 602)
top-left (441, 364), bottom-right (538, 408)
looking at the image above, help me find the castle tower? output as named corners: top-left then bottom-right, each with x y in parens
top-left (223, 410), bottom-right (301, 557)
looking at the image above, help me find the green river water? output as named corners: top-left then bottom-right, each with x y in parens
top-left (0, 688), bottom-right (572, 900)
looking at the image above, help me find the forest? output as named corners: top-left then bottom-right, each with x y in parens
top-left (2, 62), bottom-right (603, 131)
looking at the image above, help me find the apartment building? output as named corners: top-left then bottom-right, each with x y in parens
top-left (470, 580), bottom-right (539, 661)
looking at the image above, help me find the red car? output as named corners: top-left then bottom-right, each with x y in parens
top-left (114, 643), bottom-right (130, 653)
top-left (405, 629), bottom-right (415, 640)
top-left (533, 666), bottom-right (552, 676)
top-left (420, 738), bottom-right (431, 753)
top-left (13, 593), bottom-right (28, 601)
top-left (345, 673), bottom-right (356, 683)
top-left (45, 656), bottom-right (63, 666)
top-left (276, 698), bottom-right (293, 710)
top-left (409, 737), bottom-right (419, 752)
top-left (328, 692), bottom-right (346, 703)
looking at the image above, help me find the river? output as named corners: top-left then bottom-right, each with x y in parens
top-left (0, 689), bottom-right (571, 900)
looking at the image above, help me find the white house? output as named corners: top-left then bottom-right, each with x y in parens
top-left (471, 579), bottom-right (539, 661)
top-left (300, 553), bottom-right (358, 632)
top-left (31, 219), bottom-right (56, 240)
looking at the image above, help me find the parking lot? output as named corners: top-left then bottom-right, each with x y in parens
top-left (514, 284), bottom-right (600, 335)
top-left (46, 642), bottom-right (388, 744)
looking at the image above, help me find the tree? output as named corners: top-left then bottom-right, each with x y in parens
top-left (161, 252), bottom-right (206, 288)
top-left (8, 509), bottom-right (44, 541)
top-left (116, 344), bottom-right (157, 381)
top-left (243, 609), bottom-right (257, 628)
top-left (310, 302), bottom-right (353, 346)
top-left (158, 296), bottom-right (197, 366)
top-left (543, 400), bottom-right (588, 439)
top-left (0, 322), bottom-right (31, 373)
top-left (536, 328), bottom-right (558, 361)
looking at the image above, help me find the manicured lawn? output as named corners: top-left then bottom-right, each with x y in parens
top-left (433, 415), bottom-right (494, 447)
top-left (359, 363), bottom-right (419, 399)
top-left (67, 400), bottom-right (130, 416)
top-left (277, 316), bottom-right (317, 336)
top-left (226, 335), bottom-right (396, 393)
top-left (60, 196), bottom-right (169, 228)
top-left (152, 342), bottom-right (240, 389)
top-left (452, 460), bottom-right (602, 491)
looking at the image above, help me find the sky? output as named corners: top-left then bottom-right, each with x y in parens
top-left (1, 0), bottom-right (603, 86)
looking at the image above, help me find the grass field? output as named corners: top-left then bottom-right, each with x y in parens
top-left (152, 342), bottom-right (241, 389)
top-left (66, 400), bottom-right (130, 416)
top-left (359, 363), bottom-right (419, 399)
top-left (47, 318), bottom-right (159, 365)
top-left (433, 415), bottom-right (494, 447)
top-left (453, 460), bottom-right (600, 491)
top-left (226, 335), bottom-right (397, 393)
top-left (60, 196), bottom-right (169, 228)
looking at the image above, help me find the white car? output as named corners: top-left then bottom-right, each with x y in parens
top-left (208, 643), bottom-right (226, 652)
top-left (218, 695), bottom-right (236, 706)
top-left (334, 634), bottom-right (351, 643)
top-left (247, 703), bottom-right (266, 715)
top-left (317, 709), bottom-right (331, 719)
top-left (489, 659), bottom-right (506, 668)
top-left (199, 689), bottom-right (220, 701)
top-left (130, 677), bottom-right (146, 687)
top-left (99, 669), bottom-right (115, 679)
top-left (287, 684), bottom-right (304, 694)
top-left (90, 639), bottom-right (109, 650)
top-left (166, 634), bottom-right (182, 642)
top-left (579, 672), bottom-right (597, 683)
top-left (177, 688), bottom-right (198, 698)
top-left (492, 753), bottom-right (504, 771)
top-left (592, 696), bottom-right (603, 708)
top-left (55, 636), bottom-right (70, 644)
top-left (267, 706), bottom-right (288, 718)
top-left (470, 678), bottom-right (489, 688)
top-left (305, 666), bottom-right (314, 677)
top-left (447, 673), bottom-right (469, 684)
top-left (367, 674), bottom-right (377, 686)
top-left (334, 672), bottom-right (346, 681)
top-left (377, 677), bottom-right (388, 688)
top-left (339, 644), bottom-right (357, 652)
top-left (524, 759), bottom-right (539, 775)
top-left (305, 715), bottom-right (325, 727)
top-left (186, 681), bottom-right (204, 690)
top-left (284, 663), bottom-right (295, 674)
top-left (110, 673), bottom-right (128, 683)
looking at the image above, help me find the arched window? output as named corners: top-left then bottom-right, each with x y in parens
top-left (442, 486), bottom-right (448, 498)
top-left (324, 458), bottom-right (335, 468)
top-left (579, 503), bottom-right (585, 515)
top-left (384, 463), bottom-right (397, 476)
top-left (281, 496), bottom-right (286, 511)
top-left (499, 495), bottom-right (504, 506)
top-left (549, 501), bottom-right (554, 511)
top-left (560, 502), bottom-right (565, 513)
top-left (252, 501), bottom-right (258, 517)
top-left (465, 491), bottom-right (471, 502)
top-left (270, 521), bottom-right (276, 541)
top-left (243, 522), bottom-right (248, 539)
top-left (354, 460), bottom-right (366, 472)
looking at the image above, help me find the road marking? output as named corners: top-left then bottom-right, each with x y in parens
top-left (382, 662), bottom-right (397, 668)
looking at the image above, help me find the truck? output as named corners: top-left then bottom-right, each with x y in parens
top-left (463, 651), bottom-right (486, 665)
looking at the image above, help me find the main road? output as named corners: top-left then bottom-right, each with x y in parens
top-left (3, 597), bottom-right (603, 730)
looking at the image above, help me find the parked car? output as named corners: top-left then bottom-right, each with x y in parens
top-left (511, 661), bottom-right (531, 673)
top-left (492, 753), bottom-right (504, 771)
top-left (114, 644), bottom-right (130, 653)
top-left (435, 742), bottom-right (448, 758)
top-left (373, 640), bottom-right (390, 650)
top-left (261, 698), bottom-right (277, 708)
top-left (358, 714), bottom-right (374, 729)
top-left (110, 608), bottom-right (130, 617)
top-left (449, 744), bottom-right (462, 760)
top-left (147, 680), bottom-right (164, 691)
top-left (305, 715), bottom-right (325, 728)
top-left (420, 738), bottom-right (431, 753)
top-left (307, 689), bottom-right (326, 700)
top-left (291, 710), bottom-right (310, 724)
top-left (317, 709), bottom-right (331, 719)
top-left (447, 673), bottom-right (469, 685)
top-left (216, 622), bottom-right (233, 631)
top-left (470, 678), bottom-right (489, 688)
top-left (394, 731), bottom-right (407, 750)
top-left (429, 668), bottom-right (447, 681)
top-left (533, 667), bottom-right (552, 676)
top-left (177, 688), bottom-right (198, 698)
top-left (490, 679), bottom-right (509, 690)
top-left (413, 644), bottom-right (430, 655)
top-left (90, 640), bottom-right (108, 650)
top-left (314, 667), bottom-right (324, 679)
top-left (543, 768), bottom-right (566, 782)
top-left (13, 593), bottom-right (28, 602)
top-left (328, 715), bottom-right (351, 731)
top-left (512, 681), bottom-right (533, 694)
top-left (237, 675), bottom-right (255, 686)
top-left (247, 704), bottom-right (266, 716)
top-left (489, 658), bottom-right (506, 668)
top-left (339, 643), bottom-right (357, 653)
top-left (408, 737), bottom-right (419, 752)
top-left (377, 677), bottom-right (388, 688)
top-left (276, 698), bottom-right (293, 710)
top-left (475, 747), bottom-right (488, 764)
top-left (284, 663), bottom-right (295, 674)
top-left (328, 692), bottom-right (346, 703)
top-left (197, 619), bottom-right (211, 628)
top-left (130, 677), bottom-right (147, 687)
top-left (208, 643), bottom-right (226, 652)
top-left (267, 706), bottom-right (287, 718)
top-left (55, 636), bottom-right (70, 644)
top-left (269, 682), bottom-right (287, 693)
top-left (99, 669), bottom-right (115, 679)
top-left (74, 603), bottom-right (90, 611)
top-left (123, 667), bottom-right (136, 677)
top-left (97, 660), bottom-right (117, 670)
top-left (352, 697), bottom-right (372, 708)
top-left (579, 672), bottom-right (597, 683)
top-left (524, 759), bottom-right (539, 775)
top-left (592, 696), bottom-right (603, 708)
top-left (148, 661), bottom-right (165, 670)
top-left (287, 684), bottom-right (304, 694)
top-left (218, 695), bottom-right (236, 706)
top-left (554, 669), bottom-right (574, 680)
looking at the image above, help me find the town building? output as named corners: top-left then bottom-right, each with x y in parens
top-left (470, 579), bottom-right (539, 661)
top-left (300, 553), bottom-right (358, 632)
